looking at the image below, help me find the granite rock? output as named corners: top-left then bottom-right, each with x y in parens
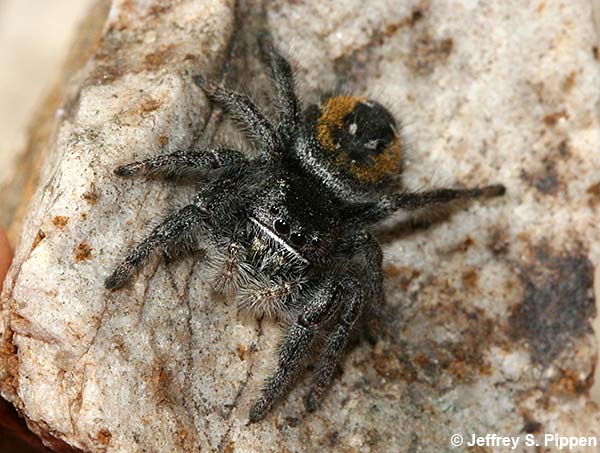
top-left (2, 0), bottom-right (600, 451)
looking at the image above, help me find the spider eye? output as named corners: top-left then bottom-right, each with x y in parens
top-left (289, 232), bottom-right (306, 248)
top-left (270, 206), bottom-right (281, 215)
top-left (273, 218), bottom-right (290, 236)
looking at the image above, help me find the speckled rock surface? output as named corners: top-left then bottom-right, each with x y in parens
top-left (2, 0), bottom-right (600, 451)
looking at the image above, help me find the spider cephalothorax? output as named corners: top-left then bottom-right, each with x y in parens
top-left (105, 36), bottom-right (505, 422)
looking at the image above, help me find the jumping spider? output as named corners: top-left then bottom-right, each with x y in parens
top-left (105, 37), bottom-right (505, 422)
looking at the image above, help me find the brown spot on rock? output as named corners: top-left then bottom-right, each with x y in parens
top-left (357, 6), bottom-right (428, 51)
top-left (52, 216), bottom-right (69, 229)
top-left (522, 420), bottom-right (542, 434)
top-left (462, 268), bottom-right (479, 289)
top-left (176, 429), bottom-right (189, 442)
top-left (508, 244), bottom-right (594, 365)
top-left (549, 367), bottom-right (592, 396)
top-left (445, 236), bottom-right (477, 254)
top-left (96, 428), bottom-right (112, 446)
top-left (0, 326), bottom-right (19, 404)
top-left (543, 109), bottom-right (567, 126)
top-left (407, 34), bottom-right (453, 76)
top-left (148, 365), bottom-right (172, 406)
top-left (586, 181), bottom-right (600, 207)
top-left (144, 44), bottom-right (176, 70)
top-left (561, 71), bottom-right (576, 92)
top-left (325, 431), bottom-right (339, 447)
top-left (488, 227), bottom-right (510, 255)
top-left (81, 188), bottom-right (99, 205)
top-left (285, 416), bottom-right (300, 428)
top-left (384, 265), bottom-right (421, 291)
top-left (235, 344), bottom-right (250, 361)
top-left (446, 311), bottom-right (494, 379)
top-left (87, 63), bottom-right (125, 85)
top-left (457, 236), bottom-right (475, 253)
top-left (558, 139), bottom-right (570, 158)
top-left (146, 4), bottom-right (173, 18)
top-left (183, 53), bottom-right (198, 62)
top-left (593, 46), bottom-right (599, 60)
top-left (74, 242), bottom-right (93, 262)
top-left (157, 135), bottom-right (169, 147)
top-left (31, 229), bottom-right (46, 251)
top-left (223, 440), bottom-right (236, 453)
top-left (140, 98), bottom-right (161, 113)
top-left (410, 8), bottom-right (424, 25)
top-left (366, 428), bottom-right (382, 447)
top-left (412, 351), bottom-right (436, 377)
top-left (2, 327), bottom-right (17, 356)
top-left (387, 297), bottom-right (496, 384)
top-left (373, 345), bottom-right (417, 382)
top-left (331, 5), bottom-right (431, 85)
top-left (379, 6), bottom-right (425, 43)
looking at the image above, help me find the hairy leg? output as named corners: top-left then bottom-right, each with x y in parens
top-left (305, 276), bottom-right (362, 412)
top-left (338, 231), bottom-right (384, 344)
top-left (105, 204), bottom-right (207, 290)
top-left (249, 276), bottom-right (348, 422)
top-left (211, 241), bottom-right (245, 293)
top-left (258, 36), bottom-right (300, 140)
top-left (193, 75), bottom-right (282, 158)
top-left (355, 184), bottom-right (505, 225)
top-left (114, 148), bottom-right (246, 180)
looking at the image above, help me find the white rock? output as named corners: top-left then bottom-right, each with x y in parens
top-left (2, 0), bottom-right (600, 451)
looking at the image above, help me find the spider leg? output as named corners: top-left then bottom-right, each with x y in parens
top-left (211, 241), bottom-right (245, 293)
top-left (193, 75), bottom-right (282, 158)
top-left (354, 184), bottom-right (506, 225)
top-left (338, 231), bottom-right (383, 344)
top-left (114, 148), bottom-right (246, 180)
top-left (258, 35), bottom-right (300, 139)
top-left (249, 275), bottom-right (351, 423)
top-left (105, 204), bottom-right (207, 290)
top-left (304, 276), bottom-right (362, 412)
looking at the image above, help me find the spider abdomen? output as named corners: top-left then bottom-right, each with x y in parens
top-left (314, 95), bottom-right (403, 187)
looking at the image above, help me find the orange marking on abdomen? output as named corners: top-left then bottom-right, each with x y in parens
top-left (315, 95), bottom-right (402, 185)
top-left (316, 95), bottom-right (365, 152)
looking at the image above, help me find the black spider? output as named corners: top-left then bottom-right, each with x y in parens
top-left (105, 37), bottom-right (505, 422)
